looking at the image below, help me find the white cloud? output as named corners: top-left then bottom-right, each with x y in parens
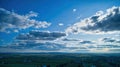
top-left (58, 23), bottom-right (64, 26)
top-left (66, 6), bottom-right (120, 34)
top-left (0, 8), bottom-right (51, 32)
top-left (73, 9), bottom-right (77, 12)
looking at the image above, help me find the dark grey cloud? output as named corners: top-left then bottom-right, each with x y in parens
top-left (62, 38), bottom-right (79, 41)
top-left (67, 47), bottom-right (87, 50)
top-left (116, 41), bottom-right (120, 43)
top-left (101, 37), bottom-right (116, 43)
top-left (16, 31), bottom-right (66, 40)
top-left (79, 40), bottom-right (94, 44)
top-left (66, 6), bottom-right (120, 34)
top-left (102, 38), bottom-right (116, 42)
top-left (0, 8), bottom-right (51, 32)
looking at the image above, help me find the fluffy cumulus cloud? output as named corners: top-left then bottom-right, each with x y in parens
top-left (0, 8), bottom-right (51, 32)
top-left (66, 6), bottom-right (120, 34)
top-left (16, 30), bottom-right (66, 40)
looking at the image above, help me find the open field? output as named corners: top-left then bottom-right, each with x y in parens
top-left (0, 53), bottom-right (120, 67)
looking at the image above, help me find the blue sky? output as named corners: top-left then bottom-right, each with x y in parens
top-left (0, 0), bottom-right (120, 53)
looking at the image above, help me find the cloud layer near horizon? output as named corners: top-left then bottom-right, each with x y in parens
top-left (0, 41), bottom-right (66, 52)
top-left (0, 37), bottom-right (120, 53)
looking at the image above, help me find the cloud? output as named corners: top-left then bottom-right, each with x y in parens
top-left (109, 48), bottom-right (120, 53)
top-left (16, 30), bottom-right (66, 40)
top-left (73, 9), bottom-right (77, 12)
top-left (58, 23), bottom-right (64, 26)
top-left (101, 38), bottom-right (115, 43)
top-left (0, 38), bottom-right (119, 53)
top-left (33, 42), bottom-right (66, 51)
top-left (0, 41), bottom-right (66, 52)
top-left (0, 8), bottom-right (51, 32)
top-left (100, 37), bottom-right (118, 43)
top-left (62, 38), bottom-right (80, 41)
top-left (116, 40), bottom-right (120, 43)
top-left (79, 40), bottom-right (94, 44)
top-left (97, 45), bottom-right (120, 48)
top-left (66, 6), bottom-right (120, 34)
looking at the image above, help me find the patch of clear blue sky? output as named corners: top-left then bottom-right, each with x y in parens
top-left (0, 0), bottom-right (120, 45)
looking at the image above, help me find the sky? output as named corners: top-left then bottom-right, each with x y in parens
top-left (0, 0), bottom-right (120, 53)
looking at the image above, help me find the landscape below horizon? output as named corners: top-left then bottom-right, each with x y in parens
top-left (0, 53), bottom-right (120, 67)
